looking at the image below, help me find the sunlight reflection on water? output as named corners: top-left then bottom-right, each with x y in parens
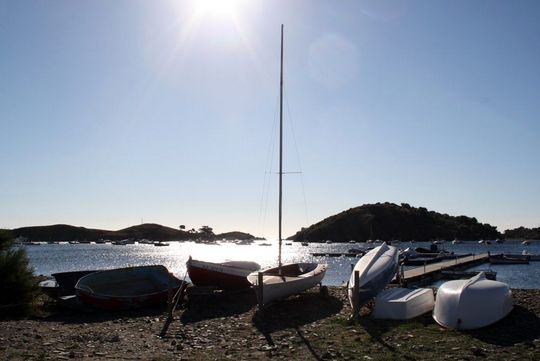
top-left (24, 240), bottom-right (540, 288)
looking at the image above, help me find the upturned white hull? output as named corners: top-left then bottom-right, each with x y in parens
top-left (373, 288), bottom-right (435, 320)
top-left (433, 272), bottom-right (513, 330)
top-left (348, 243), bottom-right (399, 307)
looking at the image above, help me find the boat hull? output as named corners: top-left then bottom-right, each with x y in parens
top-left (187, 258), bottom-right (261, 290)
top-left (247, 263), bottom-right (327, 307)
top-left (433, 272), bottom-right (513, 330)
top-left (75, 265), bottom-right (183, 310)
top-left (489, 254), bottom-right (529, 264)
top-left (52, 270), bottom-right (98, 296)
top-left (373, 288), bottom-right (435, 320)
top-left (348, 243), bottom-right (399, 307)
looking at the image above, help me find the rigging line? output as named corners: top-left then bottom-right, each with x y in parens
top-left (284, 90), bottom-right (310, 227)
top-left (257, 93), bottom-right (280, 238)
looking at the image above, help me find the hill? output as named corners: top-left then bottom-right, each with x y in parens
top-left (504, 226), bottom-right (540, 240)
top-left (215, 231), bottom-right (257, 240)
top-left (108, 223), bottom-right (190, 241)
top-left (12, 224), bottom-right (107, 242)
top-left (289, 202), bottom-right (500, 242)
top-left (11, 223), bottom-right (249, 242)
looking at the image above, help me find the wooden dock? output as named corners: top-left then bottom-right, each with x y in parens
top-left (395, 253), bottom-right (490, 287)
top-left (312, 252), bottom-right (364, 258)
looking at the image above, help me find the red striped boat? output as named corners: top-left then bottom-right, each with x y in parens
top-left (187, 256), bottom-right (260, 290)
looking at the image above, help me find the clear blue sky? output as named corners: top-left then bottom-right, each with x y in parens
top-left (1, 0), bottom-right (539, 238)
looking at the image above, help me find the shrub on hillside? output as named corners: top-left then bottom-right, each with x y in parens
top-left (0, 229), bottom-right (39, 317)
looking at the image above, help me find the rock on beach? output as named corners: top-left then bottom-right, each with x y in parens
top-left (0, 287), bottom-right (538, 360)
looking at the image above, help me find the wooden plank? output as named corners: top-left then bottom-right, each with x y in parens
top-left (401, 253), bottom-right (489, 281)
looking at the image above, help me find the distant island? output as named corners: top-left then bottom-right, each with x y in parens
top-left (11, 223), bottom-right (258, 243)
top-left (289, 202), bottom-right (502, 242)
top-left (503, 226), bottom-right (540, 240)
top-left (9, 202), bottom-right (538, 243)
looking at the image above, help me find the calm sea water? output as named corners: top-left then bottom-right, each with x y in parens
top-left (22, 240), bottom-right (540, 289)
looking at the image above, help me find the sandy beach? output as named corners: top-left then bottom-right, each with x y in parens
top-left (1, 286), bottom-right (538, 360)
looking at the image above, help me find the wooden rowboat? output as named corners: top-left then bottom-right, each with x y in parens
top-left (247, 263), bottom-right (327, 307)
top-left (75, 265), bottom-right (184, 310)
top-left (187, 257), bottom-right (260, 290)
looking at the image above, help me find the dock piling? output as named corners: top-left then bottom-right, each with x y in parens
top-left (257, 271), bottom-right (264, 309)
top-left (351, 270), bottom-right (360, 319)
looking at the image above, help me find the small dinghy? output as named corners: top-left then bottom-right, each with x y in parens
top-left (247, 263), bottom-right (327, 307)
top-left (187, 257), bottom-right (261, 290)
top-left (40, 270), bottom-right (99, 298)
top-left (348, 243), bottom-right (399, 308)
top-left (372, 288), bottom-right (435, 320)
top-left (433, 272), bottom-right (513, 330)
top-left (75, 265), bottom-right (184, 310)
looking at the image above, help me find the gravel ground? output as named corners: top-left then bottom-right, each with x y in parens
top-left (0, 287), bottom-right (538, 360)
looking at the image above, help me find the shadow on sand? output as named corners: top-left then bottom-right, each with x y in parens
top-left (37, 300), bottom-right (166, 324)
top-left (465, 305), bottom-right (540, 346)
top-left (180, 288), bottom-right (257, 324)
top-left (252, 292), bottom-right (343, 360)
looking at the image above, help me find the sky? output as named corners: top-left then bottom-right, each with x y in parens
top-left (1, 0), bottom-right (539, 239)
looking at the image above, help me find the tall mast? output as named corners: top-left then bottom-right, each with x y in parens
top-left (278, 24), bottom-right (284, 269)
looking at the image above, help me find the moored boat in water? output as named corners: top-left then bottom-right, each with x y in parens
top-left (75, 265), bottom-right (185, 310)
top-left (489, 253), bottom-right (529, 264)
top-left (433, 272), bottom-right (513, 330)
top-left (187, 257), bottom-right (260, 290)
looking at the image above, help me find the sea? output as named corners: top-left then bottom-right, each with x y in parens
top-left (22, 240), bottom-right (540, 289)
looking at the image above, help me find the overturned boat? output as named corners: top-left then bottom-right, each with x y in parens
top-left (372, 288), bottom-right (435, 320)
top-left (433, 272), bottom-right (513, 330)
top-left (75, 265), bottom-right (185, 310)
top-left (348, 243), bottom-right (399, 308)
top-left (187, 256), bottom-right (261, 290)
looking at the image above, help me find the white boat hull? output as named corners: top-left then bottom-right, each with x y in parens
top-left (348, 243), bottom-right (399, 307)
top-left (433, 272), bottom-right (513, 330)
top-left (372, 288), bottom-right (435, 320)
top-left (247, 263), bottom-right (327, 307)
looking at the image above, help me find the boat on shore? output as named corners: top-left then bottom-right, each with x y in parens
top-left (53, 270), bottom-right (99, 295)
top-left (247, 25), bottom-right (326, 308)
top-left (75, 265), bottom-right (185, 310)
top-left (186, 257), bottom-right (260, 290)
top-left (40, 270), bottom-right (100, 298)
top-left (348, 243), bottom-right (399, 308)
top-left (433, 272), bottom-right (513, 330)
top-left (248, 263), bottom-right (326, 307)
top-left (372, 288), bottom-right (435, 320)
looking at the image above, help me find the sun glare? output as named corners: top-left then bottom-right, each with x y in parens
top-left (193, 0), bottom-right (240, 19)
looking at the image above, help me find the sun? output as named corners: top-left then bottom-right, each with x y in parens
top-left (192, 0), bottom-right (240, 19)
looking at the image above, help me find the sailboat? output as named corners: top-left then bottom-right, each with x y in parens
top-left (247, 25), bottom-right (327, 308)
